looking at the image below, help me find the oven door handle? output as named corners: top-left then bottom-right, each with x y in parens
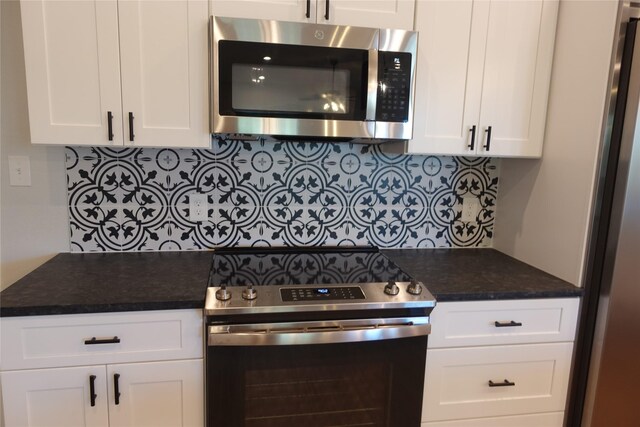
top-left (208, 318), bottom-right (430, 346)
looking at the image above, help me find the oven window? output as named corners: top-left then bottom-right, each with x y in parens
top-left (207, 336), bottom-right (427, 427)
top-left (218, 40), bottom-right (368, 120)
top-left (245, 362), bottom-right (388, 426)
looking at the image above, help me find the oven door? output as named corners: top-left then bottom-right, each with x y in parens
top-left (211, 16), bottom-right (379, 139)
top-left (206, 318), bottom-right (429, 427)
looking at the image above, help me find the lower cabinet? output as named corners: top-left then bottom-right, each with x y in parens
top-left (422, 298), bottom-right (579, 425)
top-left (0, 309), bottom-right (204, 427)
top-left (1, 359), bottom-right (203, 427)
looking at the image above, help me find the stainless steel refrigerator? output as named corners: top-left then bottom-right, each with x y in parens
top-left (567, 3), bottom-right (640, 426)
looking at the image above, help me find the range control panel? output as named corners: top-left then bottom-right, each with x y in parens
top-left (375, 51), bottom-right (412, 123)
top-left (281, 286), bottom-right (366, 302)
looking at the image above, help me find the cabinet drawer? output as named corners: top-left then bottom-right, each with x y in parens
top-left (422, 343), bottom-right (573, 422)
top-left (428, 298), bottom-right (579, 348)
top-left (422, 411), bottom-right (564, 427)
top-left (0, 310), bottom-right (203, 370)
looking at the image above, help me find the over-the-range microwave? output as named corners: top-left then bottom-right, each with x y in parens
top-left (210, 16), bottom-right (417, 143)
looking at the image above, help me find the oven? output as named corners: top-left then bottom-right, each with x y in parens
top-left (205, 247), bottom-right (435, 427)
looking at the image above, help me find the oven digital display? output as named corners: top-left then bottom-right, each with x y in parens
top-left (281, 286), bottom-right (366, 302)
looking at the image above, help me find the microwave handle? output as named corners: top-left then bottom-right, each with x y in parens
top-left (366, 49), bottom-right (378, 122)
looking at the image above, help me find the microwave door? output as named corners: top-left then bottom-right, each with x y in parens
top-left (213, 40), bottom-right (376, 139)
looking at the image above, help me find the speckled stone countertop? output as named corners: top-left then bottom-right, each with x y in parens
top-left (0, 251), bottom-right (213, 317)
top-left (382, 248), bottom-right (582, 301)
top-left (0, 248), bottom-right (581, 317)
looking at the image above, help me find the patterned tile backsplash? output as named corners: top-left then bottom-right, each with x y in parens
top-left (65, 137), bottom-right (499, 252)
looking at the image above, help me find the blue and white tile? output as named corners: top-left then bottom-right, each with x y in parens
top-left (69, 204), bottom-right (122, 252)
top-left (262, 164), bottom-right (308, 207)
top-left (262, 206), bottom-right (308, 246)
top-left (119, 204), bottom-right (172, 251)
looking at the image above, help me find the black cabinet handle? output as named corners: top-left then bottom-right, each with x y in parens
top-left (305, 0), bottom-right (310, 18)
top-left (468, 125), bottom-right (476, 150)
top-left (484, 125), bottom-right (492, 151)
top-left (107, 111), bottom-right (114, 141)
top-left (114, 373), bottom-right (121, 405)
top-left (494, 321), bottom-right (523, 328)
top-left (488, 379), bottom-right (516, 387)
top-left (89, 375), bottom-right (97, 407)
top-left (128, 112), bottom-right (135, 142)
top-left (84, 336), bottom-right (121, 345)
top-left (325, 0), bottom-right (330, 20)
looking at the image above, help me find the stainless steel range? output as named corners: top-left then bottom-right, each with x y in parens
top-left (204, 247), bottom-right (435, 427)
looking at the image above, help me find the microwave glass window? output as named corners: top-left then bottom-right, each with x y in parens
top-left (218, 40), bottom-right (368, 120)
top-left (232, 64), bottom-right (350, 115)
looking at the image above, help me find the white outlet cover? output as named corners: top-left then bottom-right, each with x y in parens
top-left (189, 194), bottom-right (208, 221)
top-left (461, 197), bottom-right (480, 222)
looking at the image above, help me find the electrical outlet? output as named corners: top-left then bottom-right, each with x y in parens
top-left (461, 197), bottom-right (480, 222)
top-left (189, 194), bottom-right (208, 221)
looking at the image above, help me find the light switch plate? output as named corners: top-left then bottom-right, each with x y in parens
top-left (8, 155), bottom-right (32, 186)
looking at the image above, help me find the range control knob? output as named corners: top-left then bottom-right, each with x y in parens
top-left (215, 285), bottom-right (232, 301)
top-left (407, 280), bottom-right (423, 295)
top-left (242, 285), bottom-right (257, 301)
top-left (384, 280), bottom-right (400, 296)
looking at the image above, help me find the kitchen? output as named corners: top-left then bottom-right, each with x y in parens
top-left (0, 0), bottom-right (637, 426)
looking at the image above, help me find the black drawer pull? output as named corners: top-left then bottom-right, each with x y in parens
top-left (84, 336), bottom-right (121, 345)
top-left (484, 125), bottom-right (492, 151)
top-left (128, 112), bottom-right (135, 141)
top-left (114, 373), bottom-right (121, 405)
top-left (494, 321), bottom-right (523, 328)
top-left (305, 0), bottom-right (310, 18)
top-left (468, 125), bottom-right (476, 150)
top-left (488, 379), bottom-right (515, 387)
top-left (89, 375), bottom-right (97, 407)
top-left (107, 111), bottom-right (114, 141)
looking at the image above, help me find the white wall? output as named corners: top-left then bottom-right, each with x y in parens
top-left (494, 0), bottom-right (619, 286)
top-left (0, 0), bottom-right (69, 291)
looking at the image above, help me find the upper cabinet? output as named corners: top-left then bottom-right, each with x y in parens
top-left (411, 0), bottom-right (559, 157)
top-left (210, 0), bottom-right (416, 30)
top-left (20, 0), bottom-right (210, 148)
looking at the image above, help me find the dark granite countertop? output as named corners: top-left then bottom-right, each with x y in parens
top-left (1, 248), bottom-right (581, 317)
top-left (0, 251), bottom-right (213, 317)
top-left (382, 248), bottom-right (582, 301)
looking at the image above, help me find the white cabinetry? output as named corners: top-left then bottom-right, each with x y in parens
top-left (411, 0), bottom-right (559, 157)
top-left (422, 298), bottom-right (579, 426)
top-left (210, 0), bottom-right (415, 30)
top-left (20, 0), bottom-right (210, 148)
top-left (0, 310), bottom-right (204, 427)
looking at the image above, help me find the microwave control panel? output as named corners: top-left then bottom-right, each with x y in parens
top-left (375, 51), bottom-right (412, 123)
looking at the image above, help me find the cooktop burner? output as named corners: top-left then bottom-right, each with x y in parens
top-left (205, 247), bottom-right (436, 316)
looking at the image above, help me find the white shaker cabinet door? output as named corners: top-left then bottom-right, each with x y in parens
top-left (410, 0), bottom-right (558, 157)
top-left (323, 0), bottom-right (416, 30)
top-left (210, 0), bottom-right (315, 23)
top-left (1, 366), bottom-right (109, 427)
top-left (410, 0), bottom-right (484, 155)
top-left (106, 359), bottom-right (204, 427)
top-left (477, 0), bottom-right (558, 157)
top-left (118, 0), bottom-right (210, 148)
top-left (20, 0), bottom-right (123, 146)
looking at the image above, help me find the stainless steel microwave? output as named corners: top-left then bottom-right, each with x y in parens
top-left (210, 16), bottom-right (418, 142)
